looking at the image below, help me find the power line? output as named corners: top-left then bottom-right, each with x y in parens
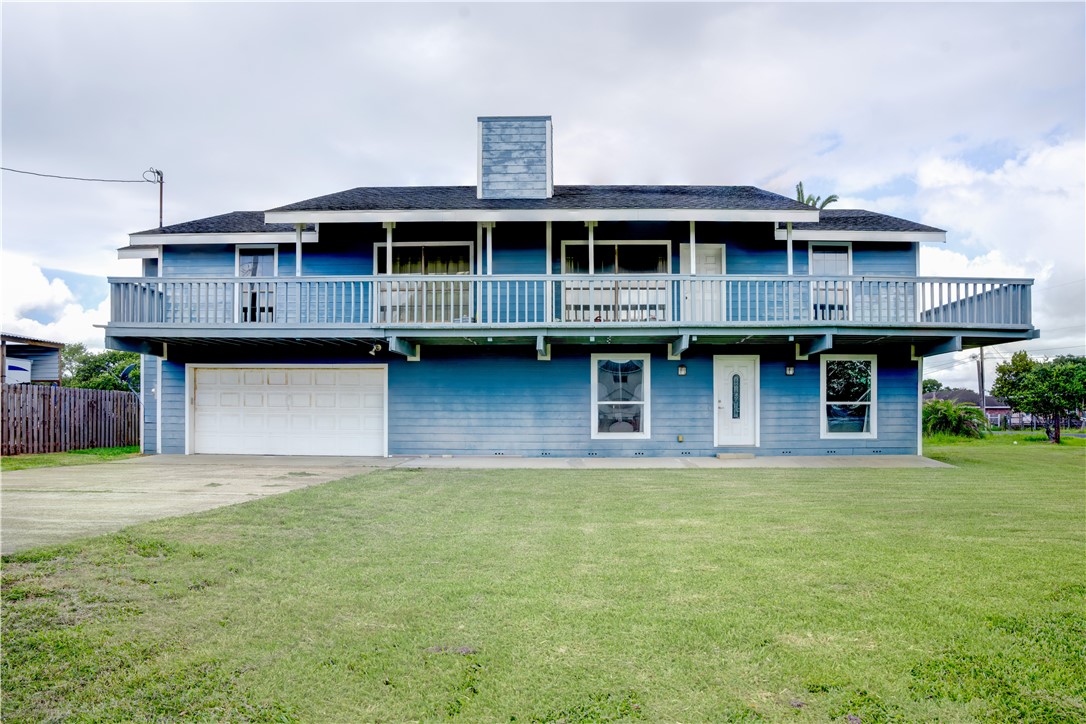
top-left (1, 166), bottom-right (157, 184)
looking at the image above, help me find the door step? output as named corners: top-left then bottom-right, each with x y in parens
top-left (716, 453), bottom-right (756, 460)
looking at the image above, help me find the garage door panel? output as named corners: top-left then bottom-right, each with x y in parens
top-left (193, 367), bottom-right (384, 456)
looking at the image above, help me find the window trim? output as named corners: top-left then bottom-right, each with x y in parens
top-left (235, 245), bottom-right (279, 277)
top-left (371, 241), bottom-right (474, 275)
top-left (807, 241), bottom-right (853, 276)
top-left (590, 353), bottom-right (651, 440)
top-left (561, 239), bottom-right (672, 274)
top-left (820, 353), bottom-right (877, 439)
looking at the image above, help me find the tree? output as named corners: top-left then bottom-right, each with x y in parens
top-left (61, 343), bottom-right (140, 392)
top-left (922, 378), bottom-right (944, 394)
top-left (795, 181), bottom-right (839, 210)
top-left (992, 352), bottom-right (1086, 443)
top-left (922, 398), bottom-right (987, 438)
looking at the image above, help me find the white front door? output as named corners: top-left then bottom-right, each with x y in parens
top-left (680, 244), bottom-right (725, 322)
top-left (714, 355), bottom-right (759, 447)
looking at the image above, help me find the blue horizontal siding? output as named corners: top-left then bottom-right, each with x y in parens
top-left (146, 343), bottom-right (919, 457)
top-left (159, 359), bottom-right (186, 454)
top-left (163, 244), bottom-right (235, 277)
top-left (142, 355), bottom-right (158, 454)
top-left (853, 242), bottom-right (917, 276)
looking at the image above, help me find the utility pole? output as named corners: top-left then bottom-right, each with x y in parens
top-left (143, 167), bottom-right (164, 228)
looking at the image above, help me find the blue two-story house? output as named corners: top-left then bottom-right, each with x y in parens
top-left (106, 116), bottom-right (1037, 458)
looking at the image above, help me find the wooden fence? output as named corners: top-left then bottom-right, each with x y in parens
top-left (1, 385), bottom-right (140, 456)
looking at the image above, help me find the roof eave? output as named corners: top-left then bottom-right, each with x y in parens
top-left (774, 229), bottom-right (946, 243)
top-left (126, 231), bottom-right (319, 246)
top-left (264, 208), bottom-right (820, 224)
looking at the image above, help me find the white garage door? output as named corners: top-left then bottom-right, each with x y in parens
top-left (193, 366), bottom-right (385, 456)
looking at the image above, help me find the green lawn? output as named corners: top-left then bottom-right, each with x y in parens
top-left (1, 446), bottom-right (141, 472)
top-left (2, 442), bottom-right (1083, 722)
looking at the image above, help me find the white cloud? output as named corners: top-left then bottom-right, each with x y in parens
top-left (1, 252), bottom-right (108, 349)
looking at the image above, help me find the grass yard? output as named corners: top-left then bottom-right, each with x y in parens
top-left (1, 445), bottom-right (141, 472)
top-left (2, 442), bottom-right (1083, 722)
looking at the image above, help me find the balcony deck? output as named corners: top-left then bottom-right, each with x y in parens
top-left (106, 274), bottom-right (1036, 355)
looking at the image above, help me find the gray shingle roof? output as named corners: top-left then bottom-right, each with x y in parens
top-left (133, 211), bottom-right (314, 236)
top-left (792, 209), bottom-right (944, 233)
top-left (268, 185), bottom-right (813, 213)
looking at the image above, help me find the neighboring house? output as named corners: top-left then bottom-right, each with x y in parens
top-left (1, 333), bottom-right (63, 385)
top-left (105, 116), bottom-right (1038, 457)
top-left (923, 389), bottom-right (1017, 426)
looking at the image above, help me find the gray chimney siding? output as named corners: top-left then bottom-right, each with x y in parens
top-left (478, 116), bottom-right (553, 199)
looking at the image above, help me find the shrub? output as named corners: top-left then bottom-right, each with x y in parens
top-left (923, 399), bottom-right (987, 438)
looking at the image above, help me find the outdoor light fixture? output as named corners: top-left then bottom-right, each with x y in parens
top-left (677, 364), bottom-right (687, 376)
top-left (785, 365), bottom-right (795, 376)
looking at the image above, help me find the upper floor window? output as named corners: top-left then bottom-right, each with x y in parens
top-left (237, 247), bottom-right (277, 277)
top-left (809, 243), bottom-right (851, 276)
top-left (374, 242), bottom-right (471, 274)
top-left (820, 354), bottom-right (877, 438)
top-left (563, 241), bottom-right (669, 274)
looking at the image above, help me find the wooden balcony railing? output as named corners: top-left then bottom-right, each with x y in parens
top-left (108, 274), bottom-right (1033, 329)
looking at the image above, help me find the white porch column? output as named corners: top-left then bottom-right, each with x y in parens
top-left (295, 224), bottom-right (304, 276)
top-left (484, 222), bottom-right (494, 275)
top-left (382, 222), bottom-right (395, 274)
top-left (689, 220), bottom-right (697, 275)
top-left (545, 220), bottom-right (553, 322)
top-left (545, 221), bottom-right (552, 275)
top-left (586, 221), bottom-right (597, 273)
top-left (786, 222), bottom-right (794, 275)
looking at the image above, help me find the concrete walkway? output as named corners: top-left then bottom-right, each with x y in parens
top-left (1, 453), bottom-right (950, 555)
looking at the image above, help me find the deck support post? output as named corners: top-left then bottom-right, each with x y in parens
top-left (798, 334), bottom-right (833, 358)
top-left (669, 334), bottom-right (690, 360)
top-left (536, 335), bottom-right (551, 361)
top-left (914, 336), bottom-right (962, 357)
top-left (388, 336), bottom-right (420, 361)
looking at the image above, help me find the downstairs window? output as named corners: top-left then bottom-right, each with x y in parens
top-left (820, 355), bottom-right (877, 438)
top-left (591, 354), bottom-right (650, 439)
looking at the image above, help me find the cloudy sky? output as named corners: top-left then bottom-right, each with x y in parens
top-left (2, 2), bottom-right (1083, 389)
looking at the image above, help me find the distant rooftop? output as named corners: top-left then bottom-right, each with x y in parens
top-left (2, 332), bottom-right (65, 348)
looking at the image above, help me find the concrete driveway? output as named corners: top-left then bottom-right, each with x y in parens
top-left (1, 455), bottom-right (396, 555)
top-left (2, 453), bottom-right (949, 555)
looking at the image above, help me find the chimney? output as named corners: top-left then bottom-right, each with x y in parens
top-left (477, 116), bottom-right (553, 199)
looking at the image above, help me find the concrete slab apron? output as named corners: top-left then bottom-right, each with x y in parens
top-left (1, 455), bottom-right (394, 555)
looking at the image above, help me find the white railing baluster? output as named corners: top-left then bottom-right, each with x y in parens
top-left (106, 274), bottom-right (1034, 334)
